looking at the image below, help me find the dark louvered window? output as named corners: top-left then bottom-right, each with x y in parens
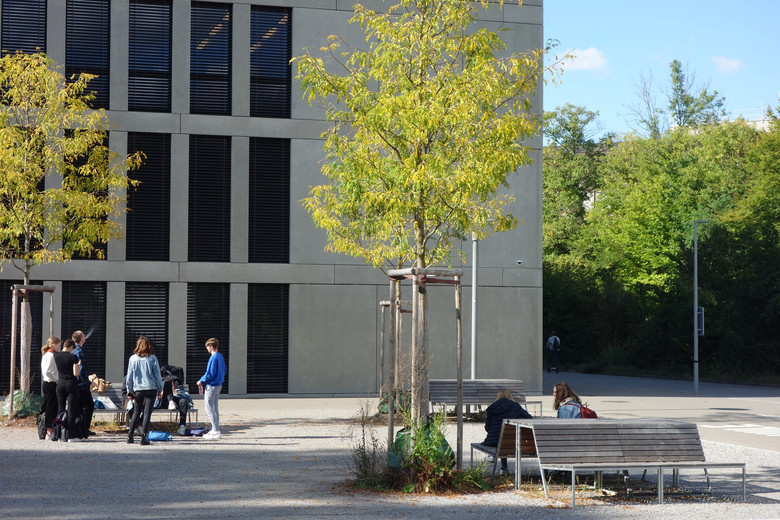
top-left (129, 0), bottom-right (172, 112)
top-left (1, 0), bottom-right (46, 54)
top-left (249, 138), bottom-right (289, 263)
top-left (191, 1), bottom-right (231, 115)
top-left (186, 283), bottom-right (229, 393)
top-left (127, 132), bottom-right (170, 261)
top-left (247, 284), bottom-right (288, 393)
top-left (0, 282), bottom-right (43, 395)
top-left (66, 0), bottom-right (110, 109)
top-left (189, 135), bottom-right (230, 262)
top-left (250, 7), bottom-right (291, 118)
top-left (125, 282), bottom-right (169, 370)
top-left (61, 281), bottom-right (107, 381)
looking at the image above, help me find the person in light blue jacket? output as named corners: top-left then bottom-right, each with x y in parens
top-left (125, 336), bottom-right (163, 445)
top-left (553, 382), bottom-right (584, 418)
top-left (197, 337), bottom-right (227, 440)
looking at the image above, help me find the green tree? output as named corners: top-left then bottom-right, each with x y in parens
top-left (542, 104), bottom-right (610, 256)
top-left (667, 59), bottom-right (726, 128)
top-left (294, 0), bottom-right (548, 420)
top-left (0, 53), bottom-right (141, 396)
top-left (629, 60), bottom-right (726, 138)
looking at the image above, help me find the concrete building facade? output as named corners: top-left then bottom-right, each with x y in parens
top-left (0, 0), bottom-right (544, 397)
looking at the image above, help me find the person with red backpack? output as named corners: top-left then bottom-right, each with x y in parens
top-left (552, 382), bottom-right (598, 418)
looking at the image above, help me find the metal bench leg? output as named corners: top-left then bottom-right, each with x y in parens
top-left (704, 467), bottom-right (711, 494)
top-left (658, 467), bottom-right (663, 504)
top-left (571, 470), bottom-right (577, 506)
top-left (742, 466), bottom-right (746, 502)
top-left (539, 465), bottom-right (550, 499)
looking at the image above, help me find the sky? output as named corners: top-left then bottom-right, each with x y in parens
top-left (543, 1), bottom-right (780, 137)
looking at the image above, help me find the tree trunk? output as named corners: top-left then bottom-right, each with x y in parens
top-left (19, 300), bottom-right (32, 393)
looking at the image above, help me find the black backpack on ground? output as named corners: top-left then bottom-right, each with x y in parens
top-left (37, 413), bottom-right (46, 439)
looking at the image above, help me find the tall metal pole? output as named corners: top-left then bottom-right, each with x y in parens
top-left (471, 235), bottom-right (478, 380)
top-left (693, 220), bottom-right (709, 396)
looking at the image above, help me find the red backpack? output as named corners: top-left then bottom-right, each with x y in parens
top-left (579, 403), bottom-right (598, 419)
top-left (564, 402), bottom-right (598, 418)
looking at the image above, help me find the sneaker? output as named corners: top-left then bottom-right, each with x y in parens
top-left (140, 437), bottom-right (150, 446)
top-left (69, 437), bottom-right (84, 443)
top-left (203, 431), bottom-right (221, 440)
top-left (45, 434), bottom-right (53, 441)
top-left (177, 425), bottom-right (187, 436)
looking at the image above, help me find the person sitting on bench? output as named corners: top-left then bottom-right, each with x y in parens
top-left (483, 388), bottom-right (532, 474)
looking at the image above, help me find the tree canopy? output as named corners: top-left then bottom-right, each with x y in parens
top-left (542, 98), bottom-right (780, 383)
top-left (0, 52), bottom-right (141, 284)
top-left (294, 0), bottom-right (547, 270)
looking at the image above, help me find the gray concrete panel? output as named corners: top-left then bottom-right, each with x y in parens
top-left (232, 3), bottom-right (251, 117)
top-left (181, 114), bottom-right (327, 139)
top-left (105, 111), bottom-right (183, 134)
top-left (167, 282), bottom-right (188, 369)
top-left (170, 134), bottom-right (189, 262)
top-left (105, 282), bottom-right (126, 383)
top-left (46, 1), bottom-right (66, 65)
top-left (110, 0), bottom-right (129, 111)
top-left (288, 283), bottom-right (378, 394)
top-left (172, 0), bottom-right (191, 114)
top-left (231, 137), bottom-right (250, 263)
top-left (229, 283), bottom-right (248, 394)
top-left (334, 265), bottom-right (388, 286)
top-left (179, 262), bottom-right (335, 284)
top-left (289, 138), bottom-right (363, 267)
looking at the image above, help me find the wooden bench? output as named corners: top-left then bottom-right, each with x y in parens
top-left (91, 387), bottom-right (199, 426)
top-left (429, 378), bottom-right (542, 417)
top-left (470, 422), bottom-right (537, 488)
top-left (505, 418), bottom-right (746, 505)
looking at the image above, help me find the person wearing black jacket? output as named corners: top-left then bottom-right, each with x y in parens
top-left (483, 389), bottom-right (532, 474)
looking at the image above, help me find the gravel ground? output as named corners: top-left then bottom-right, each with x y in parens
top-left (1, 409), bottom-right (779, 520)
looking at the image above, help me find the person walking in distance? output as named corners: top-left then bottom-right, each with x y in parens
top-left (72, 330), bottom-right (95, 437)
top-left (546, 331), bottom-right (561, 373)
top-left (198, 338), bottom-right (226, 440)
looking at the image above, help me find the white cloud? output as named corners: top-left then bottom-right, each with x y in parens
top-left (712, 56), bottom-right (743, 74)
top-left (562, 47), bottom-right (610, 74)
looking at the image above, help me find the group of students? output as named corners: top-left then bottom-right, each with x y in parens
top-left (40, 331), bottom-right (94, 442)
top-left (481, 381), bottom-right (590, 473)
top-left (39, 332), bottom-right (227, 444)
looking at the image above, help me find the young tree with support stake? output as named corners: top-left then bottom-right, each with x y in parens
top-left (0, 53), bottom-right (142, 413)
top-left (294, 0), bottom-right (550, 453)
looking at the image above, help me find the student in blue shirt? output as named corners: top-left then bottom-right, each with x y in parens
top-left (198, 337), bottom-right (227, 440)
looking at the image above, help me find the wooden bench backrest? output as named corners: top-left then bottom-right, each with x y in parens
top-left (521, 419), bottom-right (705, 466)
top-left (429, 379), bottom-right (526, 405)
top-left (494, 422), bottom-right (538, 459)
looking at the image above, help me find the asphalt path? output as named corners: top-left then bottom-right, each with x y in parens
top-left (541, 371), bottom-right (780, 452)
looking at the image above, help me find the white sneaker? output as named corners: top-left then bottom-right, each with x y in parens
top-left (203, 430), bottom-right (221, 440)
top-left (177, 425), bottom-right (187, 436)
top-left (68, 437), bottom-right (84, 442)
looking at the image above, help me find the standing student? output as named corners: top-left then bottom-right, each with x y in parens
top-left (125, 336), bottom-right (164, 445)
top-left (71, 330), bottom-right (95, 437)
top-left (54, 339), bottom-right (83, 441)
top-left (40, 336), bottom-right (62, 439)
top-left (198, 338), bottom-right (226, 440)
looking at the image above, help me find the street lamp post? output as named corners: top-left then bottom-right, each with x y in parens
top-left (693, 220), bottom-right (709, 396)
top-left (471, 234), bottom-right (478, 380)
